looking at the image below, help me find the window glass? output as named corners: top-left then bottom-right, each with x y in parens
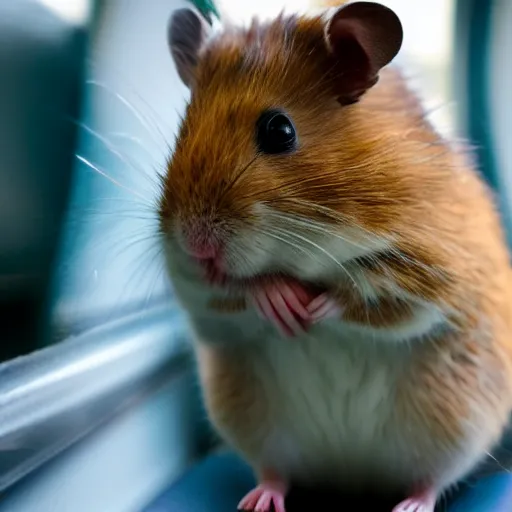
top-left (50, 0), bottom-right (189, 340)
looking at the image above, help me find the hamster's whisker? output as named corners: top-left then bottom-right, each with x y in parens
top-left (75, 154), bottom-right (154, 205)
top-left (277, 198), bottom-right (444, 281)
top-left (387, 247), bottom-right (447, 280)
top-left (268, 201), bottom-right (448, 298)
top-left (273, 197), bottom-right (354, 223)
top-left (269, 225), bottom-right (361, 292)
top-left (484, 451), bottom-right (510, 473)
top-left (108, 131), bottom-right (162, 160)
top-left (85, 79), bottom-right (171, 155)
top-left (285, 183), bottom-right (402, 204)
top-left (72, 120), bottom-right (165, 192)
top-left (265, 210), bottom-right (372, 253)
top-left (86, 57), bottom-right (174, 129)
top-left (269, 198), bottom-right (384, 247)
top-left (118, 247), bottom-right (166, 312)
top-left (262, 221), bottom-right (375, 298)
top-left (347, 230), bottom-right (444, 281)
top-left (220, 155), bottom-right (259, 203)
top-left (250, 226), bottom-right (319, 260)
top-left (79, 228), bottom-right (163, 293)
top-left (270, 215), bottom-right (386, 278)
top-left (109, 233), bottom-right (163, 262)
top-left (81, 208), bottom-right (157, 222)
top-left (141, 247), bottom-right (167, 312)
top-left (66, 204), bottom-right (157, 232)
top-left (86, 196), bottom-right (157, 214)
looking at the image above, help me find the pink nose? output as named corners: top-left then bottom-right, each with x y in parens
top-left (180, 219), bottom-right (220, 260)
top-left (186, 242), bottom-right (217, 260)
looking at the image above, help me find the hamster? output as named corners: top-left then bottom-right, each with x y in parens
top-left (159, 2), bottom-right (512, 511)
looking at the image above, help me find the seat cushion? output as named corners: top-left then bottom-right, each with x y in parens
top-left (143, 452), bottom-right (512, 511)
top-left (143, 453), bottom-right (254, 512)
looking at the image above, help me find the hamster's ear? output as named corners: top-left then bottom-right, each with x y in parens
top-left (168, 8), bottom-right (211, 88)
top-left (324, 2), bottom-right (403, 104)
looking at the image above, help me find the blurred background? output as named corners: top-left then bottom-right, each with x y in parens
top-left (0, 0), bottom-right (510, 511)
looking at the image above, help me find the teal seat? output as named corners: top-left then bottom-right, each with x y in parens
top-left (143, 452), bottom-right (512, 511)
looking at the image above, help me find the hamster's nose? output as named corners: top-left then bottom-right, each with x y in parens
top-left (185, 242), bottom-right (217, 260)
top-left (180, 219), bottom-right (220, 260)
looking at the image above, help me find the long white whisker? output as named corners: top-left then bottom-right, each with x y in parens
top-left (276, 197), bottom-right (355, 223)
top-left (86, 195), bottom-right (154, 208)
top-left (81, 209), bottom-right (157, 223)
top-left (101, 232), bottom-right (161, 260)
top-left (86, 58), bottom-right (176, 147)
top-left (265, 210), bottom-right (373, 253)
top-left (74, 121), bottom-right (163, 191)
top-left (250, 226), bottom-right (317, 259)
top-left (142, 248), bottom-right (167, 314)
top-left (270, 225), bottom-right (360, 292)
top-left (272, 197), bottom-right (445, 281)
top-left (75, 154), bottom-right (153, 205)
top-left (86, 79), bottom-right (169, 154)
top-left (126, 89), bottom-right (175, 154)
top-left (108, 132), bottom-right (166, 173)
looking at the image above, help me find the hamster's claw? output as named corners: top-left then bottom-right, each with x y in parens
top-left (238, 482), bottom-right (287, 512)
top-left (252, 281), bottom-right (310, 337)
top-left (306, 293), bottom-right (343, 323)
top-left (392, 489), bottom-right (436, 512)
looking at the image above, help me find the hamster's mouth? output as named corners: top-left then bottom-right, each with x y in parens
top-left (200, 259), bottom-right (327, 297)
top-left (201, 259), bottom-right (269, 290)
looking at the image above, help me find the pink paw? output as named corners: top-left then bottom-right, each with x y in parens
top-left (251, 280), bottom-right (311, 337)
top-left (306, 293), bottom-right (343, 323)
top-left (392, 490), bottom-right (436, 512)
top-left (238, 482), bottom-right (287, 512)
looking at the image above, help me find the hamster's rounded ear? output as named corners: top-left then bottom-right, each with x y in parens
top-left (167, 8), bottom-right (211, 88)
top-left (324, 2), bottom-right (403, 103)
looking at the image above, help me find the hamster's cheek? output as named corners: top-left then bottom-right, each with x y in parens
top-left (224, 232), bottom-right (277, 278)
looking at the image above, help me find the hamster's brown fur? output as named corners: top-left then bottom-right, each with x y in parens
top-left (161, 3), bottom-right (512, 509)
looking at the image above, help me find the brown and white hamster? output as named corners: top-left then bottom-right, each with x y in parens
top-left (159, 2), bottom-right (512, 511)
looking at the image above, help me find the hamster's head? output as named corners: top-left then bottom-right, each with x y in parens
top-left (160, 2), bottom-right (405, 285)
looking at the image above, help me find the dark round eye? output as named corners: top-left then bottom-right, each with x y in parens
top-left (256, 109), bottom-right (297, 155)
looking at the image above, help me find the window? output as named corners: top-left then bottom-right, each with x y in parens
top-left (50, 0), bottom-right (187, 339)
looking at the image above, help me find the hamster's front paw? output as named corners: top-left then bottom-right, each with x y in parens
top-left (250, 279), bottom-right (313, 337)
top-left (306, 293), bottom-right (343, 323)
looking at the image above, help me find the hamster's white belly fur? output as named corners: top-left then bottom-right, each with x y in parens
top-left (195, 312), bottom-right (489, 494)
top-left (240, 328), bottom-right (417, 489)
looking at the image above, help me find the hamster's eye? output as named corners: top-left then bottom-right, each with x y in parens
top-left (256, 109), bottom-right (297, 155)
